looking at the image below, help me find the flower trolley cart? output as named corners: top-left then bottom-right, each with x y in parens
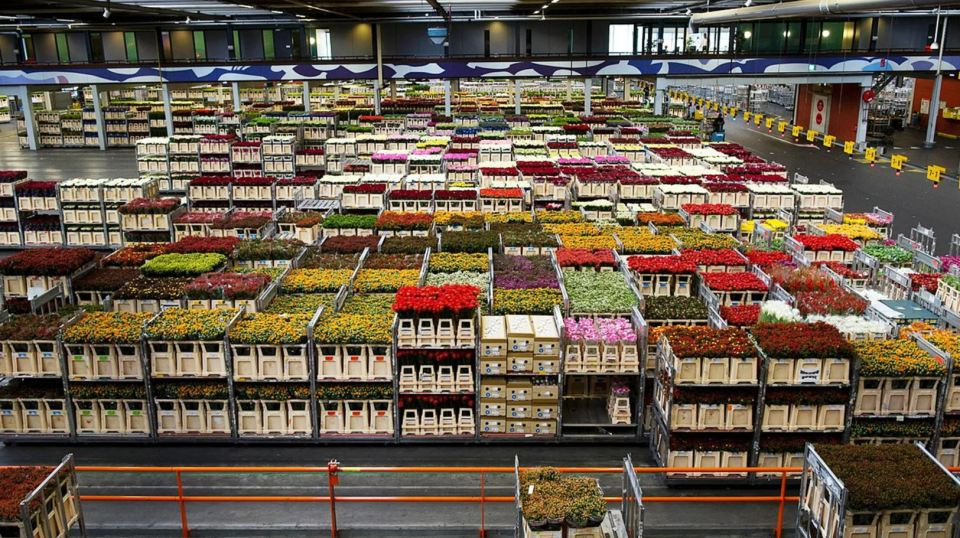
top-left (0, 454), bottom-right (86, 538)
top-left (797, 443), bottom-right (960, 538)
top-left (514, 457), bottom-right (637, 538)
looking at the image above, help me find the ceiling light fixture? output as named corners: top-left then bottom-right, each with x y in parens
top-left (551, 0), bottom-right (559, 3)
top-left (744, 0), bottom-right (752, 6)
top-left (685, 8), bottom-right (692, 15)
top-left (533, 9), bottom-right (539, 14)
top-left (185, 15), bottom-right (191, 23)
top-left (102, 7), bottom-right (110, 18)
top-left (821, 29), bottom-right (830, 37)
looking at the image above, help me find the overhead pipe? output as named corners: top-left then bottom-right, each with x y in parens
top-left (690, 0), bottom-right (960, 28)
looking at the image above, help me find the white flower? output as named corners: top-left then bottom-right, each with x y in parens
top-left (759, 301), bottom-right (802, 323)
top-left (806, 314), bottom-right (889, 336)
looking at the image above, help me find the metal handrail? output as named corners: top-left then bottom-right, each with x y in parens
top-left (66, 463), bottom-right (847, 538)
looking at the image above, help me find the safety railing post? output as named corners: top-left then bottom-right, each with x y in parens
top-left (479, 470), bottom-right (486, 538)
top-left (328, 460), bottom-right (340, 538)
top-left (775, 470), bottom-right (787, 538)
top-left (175, 469), bottom-right (189, 538)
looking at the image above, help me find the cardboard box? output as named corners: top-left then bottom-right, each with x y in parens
top-left (507, 404), bottom-right (530, 419)
top-left (480, 357), bottom-right (507, 375)
top-left (531, 315), bottom-right (560, 357)
top-left (506, 379), bottom-right (533, 401)
top-left (508, 354), bottom-right (533, 373)
top-left (505, 315), bottom-right (534, 353)
top-left (506, 419), bottom-right (528, 434)
top-left (479, 377), bottom-right (506, 399)
top-left (480, 418), bottom-right (504, 433)
top-left (480, 316), bottom-right (507, 358)
top-left (480, 399), bottom-right (506, 417)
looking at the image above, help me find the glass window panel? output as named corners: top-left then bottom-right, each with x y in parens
top-left (609, 24), bottom-right (634, 55)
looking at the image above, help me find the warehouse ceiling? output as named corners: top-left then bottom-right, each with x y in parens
top-left (0, 0), bottom-right (755, 25)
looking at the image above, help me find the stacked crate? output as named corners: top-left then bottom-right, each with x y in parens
top-left (478, 314), bottom-right (560, 437)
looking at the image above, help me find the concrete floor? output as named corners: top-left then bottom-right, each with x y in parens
top-left (725, 116), bottom-right (960, 252)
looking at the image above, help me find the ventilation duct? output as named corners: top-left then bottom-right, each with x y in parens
top-left (690, 0), bottom-right (959, 29)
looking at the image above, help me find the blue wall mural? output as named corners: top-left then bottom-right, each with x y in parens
top-left (0, 56), bottom-right (957, 86)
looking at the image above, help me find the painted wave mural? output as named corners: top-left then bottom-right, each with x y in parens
top-left (0, 56), bottom-right (957, 86)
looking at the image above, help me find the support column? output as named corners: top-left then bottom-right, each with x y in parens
top-left (231, 82), bottom-right (241, 113)
top-left (161, 83), bottom-right (174, 137)
top-left (514, 79), bottom-right (522, 116)
top-left (302, 81), bottom-right (311, 113)
top-left (623, 78), bottom-right (631, 102)
top-left (375, 22), bottom-right (383, 116)
top-left (654, 78), bottom-right (667, 116)
top-left (389, 80), bottom-right (397, 100)
top-left (584, 78), bottom-right (592, 116)
top-left (15, 86), bottom-right (36, 151)
top-left (855, 83), bottom-right (870, 147)
top-left (565, 79), bottom-right (572, 102)
top-left (90, 84), bottom-right (107, 151)
top-left (925, 74), bottom-right (943, 148)
top-left (444, 80), bottom-right (452, 116)
top-left (926, 17), bottom-right (948, 148)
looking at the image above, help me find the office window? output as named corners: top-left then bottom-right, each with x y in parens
top-left (123, 32), bottom-right (138, 62)
top-left (314, 29), bottom-right (332, 59)
top-left (55, 34), bottom-right (69, 64)
top-left (525, 29), bottom-right (532, 56)
top-left (717, 28), bottom-right (731, 52)
top-left (193, 31), bottom-right (206, 61)
top-left (662, 27), bottom-right (677, 53)
top-left (90, 32), bottom-right (104, 63)
top-left (484, 30), bottom-right (490, 57)
top-left (262, 30), bottom-right (275, 59)
top-left (609, 24), bottom-right (634, 55)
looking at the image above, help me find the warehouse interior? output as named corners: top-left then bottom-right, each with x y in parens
top-left (0, 1), bottom-right (957, 537)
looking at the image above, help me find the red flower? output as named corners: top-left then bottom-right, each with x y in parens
top-left (343, 183), bottom-right (387, 194)
top-left (703, 182), bottom-right (748, 193)
top-left (479, 167), bottom-right (520, 177)
top-left (0, 248), bottom-right (96, 276)
top-left (390, 189), bottom-right (433, 201)
top-left (681, 249), bottom-right (745, 267)
top-left (651, 147), bottom-right (693, 160)
top-left (627, 255), bottom-right (696, 274)
top-left (662, 326), bottom-right (756, 358)
top-left (576, 166), bottom-right (640, 183)
top-left (392, 284), bottom-right (481, 318)
top-left (720, 304), bottom-right (760, 326)
top-left (190, 176), bottom-right (232, 186)
top-left (911, 273), bottom-right (941, 292)
top-left (702, 271), bottom-right (769, 292)
top-left (752, 322), bottom-right (853, 358)
top-left (479, 188), bottom-right (523, 199)
top-left (681, 203), bottom-right (737, 215)
top-left (232, 176), bottom-right (276, 186)
top-left (658, 176), bottom-right (701, 185)
top-left (167, 236), bottom-right (240, 256)
top-left (794, 234), bottom-right (859, 252)
top-left (555, 248), bottom-right (615, 270)
top-left (745, 250), bottom-right (792, 267)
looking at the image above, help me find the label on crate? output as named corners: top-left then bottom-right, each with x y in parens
top-left (26, 410), bottom-right (37, 416)
top-left (81, 410), bottom-right (91, 416)
top-left (106, 410), bottom-right (116, 416)
top-left (327, 411), bottom-right (338, 416)
top-left (131, 411), bottom-right (141, 416)
top-left (98, 356), bottom-right (110, 361)
top-left (42, 352), bottom-right (52, 358)
top-left (51, 411), bottom-right (61, 416)
top-left (1, 410), bottom-right (11, 416)
top-left (74, 356), bottom-right (85, 361)
top-left (797, 368), bottom-right (820, 384)
top-left (352, 412), bottom-right (362, 417)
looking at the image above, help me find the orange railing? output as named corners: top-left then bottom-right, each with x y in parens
top-left (75, 463), bottom-right (807, 538)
